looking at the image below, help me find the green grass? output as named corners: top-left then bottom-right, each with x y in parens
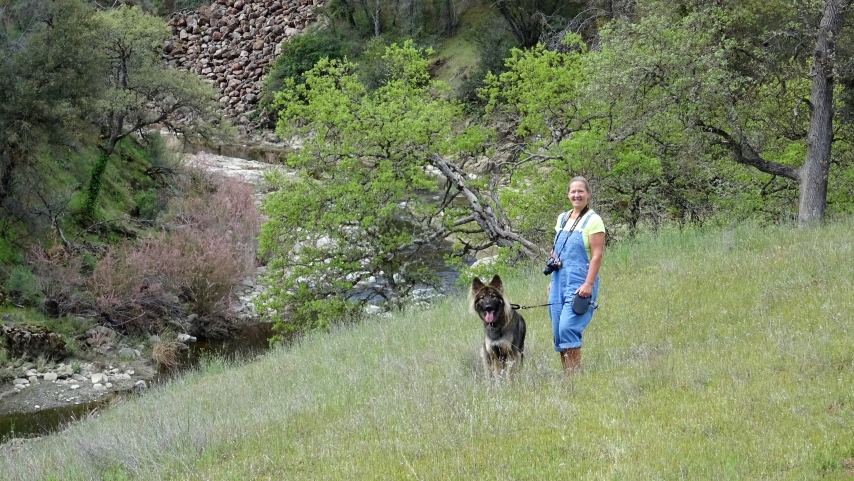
top-left (1, 220), bottom-right (853, 479)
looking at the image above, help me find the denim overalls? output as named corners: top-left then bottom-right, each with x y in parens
top-left (548, 211), bottom-right (599, 351)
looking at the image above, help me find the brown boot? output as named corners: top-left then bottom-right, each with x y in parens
top-left (560, 348), bottom-right (581, 375)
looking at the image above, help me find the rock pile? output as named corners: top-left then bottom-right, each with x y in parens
top-left (231, 268), bottom-right (268, 321)
top-left (162, 0), bottom-right (323, 126)
top-left (10, 363), bottom-right (147, 395)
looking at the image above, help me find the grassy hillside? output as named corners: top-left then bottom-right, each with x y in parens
top-left (1, 220), bottom-right (852, 479)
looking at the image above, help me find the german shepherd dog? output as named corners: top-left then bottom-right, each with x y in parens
top-left (470, 275), bottom-right (526, 377)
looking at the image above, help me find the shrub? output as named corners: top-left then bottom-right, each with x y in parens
top-left (261, 27), bottom-right (354, 108)
top-left (0, 237), bottom-right (19, 264)
top-left (165, 162), bottom-right (260, 250)
top-left (133, 189), bottom-right (161, 221)
top-left (88, 169), bottom-right (259, 333)
top-left (88, 242), bottom-right (177, 332)
top-left (157, 228), bottom-right (249, 318)
top-left (1, 264), bottom-right (42, 307)
top-left (64, 337), bottom-right (80, 357)
top-left (151, 340), bottom-right (183, 369)
top-left (28, 245), bottom-right (89, 317)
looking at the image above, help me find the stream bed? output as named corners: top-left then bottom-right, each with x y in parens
top-left (0, 323), bottom-right (277, 444)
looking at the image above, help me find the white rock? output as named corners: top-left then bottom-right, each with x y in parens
top-left (93, 383), bottom-right (107, 392)
top-left (177, 333), bottom-right (197, 343)
top-left (43, 372), bottom-right (58, 382)
top-left (90, 373), bottom-right (105, 384)
top-left (364, 305), bottom-right (382, 315)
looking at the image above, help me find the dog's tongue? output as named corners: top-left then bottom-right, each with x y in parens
top-left (484, 311), bottom-right (494, 323)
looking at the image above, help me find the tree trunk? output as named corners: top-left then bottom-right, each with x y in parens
top-left (0, 151), bottom-right (16, 209)
top-left (798, 0), bottom-right (851, 226)
top-left (439, 0), bottom-right (457, 34)
top-left (373, 0), bottom-right (382, 37)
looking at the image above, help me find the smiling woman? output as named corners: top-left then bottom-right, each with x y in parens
top-left (546, 176), bottom-right (605, 374)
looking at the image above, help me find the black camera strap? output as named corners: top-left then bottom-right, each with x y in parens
top-left (550, 205), bottom-right (589, 261)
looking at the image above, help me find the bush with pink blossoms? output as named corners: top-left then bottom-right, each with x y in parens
top-left (84, 168), bottom-right (259, 334)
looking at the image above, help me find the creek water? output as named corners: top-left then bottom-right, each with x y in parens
top-left (0, 396), bottom-right (115, 444)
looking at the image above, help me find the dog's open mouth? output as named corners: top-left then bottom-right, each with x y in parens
top-left (483, 310), bottom-right (495, 324)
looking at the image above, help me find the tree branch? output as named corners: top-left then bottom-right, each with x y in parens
top-left (428, 153), bottom-right (545, 258)
top-left (695, 121), bottom-right (799, 180)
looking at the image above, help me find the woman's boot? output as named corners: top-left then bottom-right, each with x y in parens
top-left (560, 348), bottom-right (581, 375)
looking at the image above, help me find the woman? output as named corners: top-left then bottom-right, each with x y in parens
top-left (547, 177), bottom-right (605, 374)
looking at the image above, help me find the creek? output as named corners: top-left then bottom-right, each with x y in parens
top-left (1, 142), bottom-right (469, 444)
top-left (0, 323), bottom-right (277, 443)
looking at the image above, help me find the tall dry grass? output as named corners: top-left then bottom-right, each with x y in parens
top-left (0, 220), bottom-right (852, 479)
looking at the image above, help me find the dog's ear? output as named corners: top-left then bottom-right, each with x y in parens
top-left (471, 276), bottom-right (485, 294)
top-left (488, 274), bottom-right (504, 293)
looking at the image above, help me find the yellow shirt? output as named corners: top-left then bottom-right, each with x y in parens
top-left (554, 211), bottom-right (605, 260)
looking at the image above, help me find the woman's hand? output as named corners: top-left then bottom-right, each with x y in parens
top-left (575, 282), bottom-right (594, 298)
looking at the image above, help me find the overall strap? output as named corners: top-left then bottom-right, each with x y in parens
top-left (553, 211), bottom-right (570, 244)
top-left (551, 206), bottom-right (589, 256)
top-left (579, 210), bottom-right (596, 229)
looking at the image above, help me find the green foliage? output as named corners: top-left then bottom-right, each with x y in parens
top-left (478, 37), bottom-right (620, 240)
top-left (261, 26), bottom-right (355, 107)
top-left (589, 0), bottom-right (854, 224)
top-left (456, 12), bottom-right (518, 104)
top-left (84, 5), bottom-right (225, 212)
top-left (147, 0), bottom-right (208, 15)
top-left (0, 238), bottom-right (18, 265)
top-left (321, 0), bottom-right (463, 41)
top-left (352, 36), bottom-right (396, 91)
top-left (41, 314), bottom-right (95, 341)
top-left (0, 0), bottom-right (103, 241)
top-left (1, 265), bottom-right (41, 307)
top-left (259, 41), bottom-right (488, 335)
top-left (83, 152), bottom-right (110, 219)
top-left (133, 189), bottom-right (160, 221)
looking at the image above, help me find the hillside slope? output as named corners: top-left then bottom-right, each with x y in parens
top-left (1, 220), bottom-right (852, 479)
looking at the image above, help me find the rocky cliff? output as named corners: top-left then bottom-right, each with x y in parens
top-left (162, 0), bottom-right (323, 129)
